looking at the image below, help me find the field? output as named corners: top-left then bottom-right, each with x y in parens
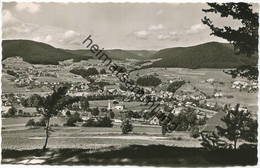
top-left (2, 117), bottom-right (200, 150)
top-left (2, 117), bottom-right (257, 166)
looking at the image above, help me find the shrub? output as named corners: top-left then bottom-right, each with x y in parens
top-left (200, 131), bottom-right (232, 150)
top-left (35, 117), bottom-right (47, 127)
top-left (82, 117), bottom-right (113, 127)
top-left (64, 112), bottom-right (82, 127)
top-left (70, 67), bottom-right (99, 78)
top-left (23, 112), bottom-right (33, 117)
top-left (200, 104), bottom-right (257, 151)
top-left (26, 94), bottom-right (43, 107)
top-left (79, 97), bottom-right (89, 111)
top-left (190, 126), bottom-right (200, 138)
top-left (25, 119), bottom-right (36, 127)
top-left (116, 66), bottom-right (127, 73)
top-left (17, 109), bottom-right (24, 116)
top-left (73, 112), bottom-right (83, 122)
top-left (6, 70), bottom-right (19, 77)
top-left (64, 117), bottom-right (77, 127)
top-left (110, 110), bottom-right (115, 119)
top-left (119, 83), bottom-right (128, 91)
top-left (242, 119), bottom-right (258, 142)
top-left (121, 120), bottom-right (133, 134)
top-left (7, 106), bottom-right (17, 117)
top-left (66, 111), bottom-right (71, 117)
top-left (216, 104), bottom-right (256, 149)
top-left (85, 67), bottom-right (99, 76)
top-left (91, 108), bottom-right (100, 116)
top-left (177, 137), bottom-right (183, 141)
top-left (136, 75), bottom-right (162, 87)
top-left (99, 117), bottom-right (113, 127)
top-left (226, 95), bottom-right (234, 99)
top-left (167, 81), bottom-right (185, 94)
top-left (50, 123), bottom-right (60, 127)
top-left (82, 118), bottom-right (98, 127)
top-left (238, 143), bottom-right (257, 150)
top-left (100, 69), bottom-right (106, 74)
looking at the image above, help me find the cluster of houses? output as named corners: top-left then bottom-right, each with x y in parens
top-left (1, 93), bottom-right (40, 117)
top-left (213, 90), bottom-right (223, 98)
top-left (1, 93), bottom-right (25, 107)
top-left (14, 76), bottom-right (36, 87)
top-left (231, 80), bottom-right (258, 91)
top-left (68, 82), bottom-right (90, 93)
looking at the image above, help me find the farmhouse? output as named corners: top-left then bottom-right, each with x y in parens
top-left (206, 78), bottom-right (215, 84)
top-left (149, 116), bottom-right (160, 125)
top-left (114, 105), bottom-right (125, 110)
top-left (172, 107), bottom-right (182, 115)
top-left (214, 92), bottom-right (223, 98)
top-left (113, 119), bottom-right (122, 123)
top-left (104, 85), bottom-right (118, 94)
top-left (1, 106), bottom-right (11, 114)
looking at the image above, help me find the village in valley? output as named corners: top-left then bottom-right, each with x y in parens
top-left (1, 1), bottom-right (258, 166)
top-left (2, 55), bottom-right (258, 134)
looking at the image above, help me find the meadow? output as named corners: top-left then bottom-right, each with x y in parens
top-left (2, 117), bottom-right (200, 150)
top-left (3, 117), bottom-right (257, 166)
top-left (2, 118), bottom-right (257, 166)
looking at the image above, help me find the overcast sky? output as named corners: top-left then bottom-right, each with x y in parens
top-left (2, 2), bottom-right (258, 50)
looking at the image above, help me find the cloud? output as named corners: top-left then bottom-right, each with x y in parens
top-left (32, 35), bottom-right (53, 43)
top-left (2, 10), bottom-right (83, 49)
top-left (3, 22), bottom-right (39, 37)
top-left (44, 35), bottom-right (53, 43)
top-left (157, 31), bottom-right (178, 41)
top-left (169, 31), bottom-right (177, 36)
top-left (156, 9), bottom-right (163, 16)
top-left (157, 34), bottom-right (171, 40)
top-left (64, 30), bottom-right (79, 39)
top-left (32, 36), bottom-right (41, 41)
top-left (3, 10), bottom-right (18, 26)
top-left (134, 30), bottom-right (149, 39)
top-left (15, 3), bottom-right (41, 14)
top-left (186, 23), bottom-right (207, 34)
top-left (148, 24), bottom-right (164, 31)
top-left (133, 24), bottom-right (165, 40)
top-left (3, 15), bottom-right (83, 48)
top-left (61, 30), bottom-right (81, 44)
top-left (2, 10), bottom-right (39, 38)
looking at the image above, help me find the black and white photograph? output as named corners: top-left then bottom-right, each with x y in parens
top-left (1, 0), bottom-right (259, 166)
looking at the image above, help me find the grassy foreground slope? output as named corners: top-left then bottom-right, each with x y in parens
top-left (2, 145), bottom-right (257, 166)
top-left (2, 40), bottom-right (91, 65)
top-left (150, 42), bottom-right (258, 68)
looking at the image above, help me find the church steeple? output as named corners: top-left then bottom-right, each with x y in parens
top-left (107, 99), bottom-right (111, 110)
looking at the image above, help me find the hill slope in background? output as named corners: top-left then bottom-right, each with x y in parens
top-left (66, 49), bottom-right (155, 60)
top-left (127, 50), bottom-right (157, 59)
top-left (2, 40), bottom-right (258, 68)
top-left (149, 42), bottom-right (258, 68)
top-left (2, 40), bottom-right (92, 65)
